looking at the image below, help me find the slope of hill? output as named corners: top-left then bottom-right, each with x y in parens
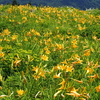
top-left (0, 0), bottom-right (100, 10)
top-left (0, 4), bottom-right (100, 100)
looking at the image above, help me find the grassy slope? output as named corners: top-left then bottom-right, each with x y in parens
top-left (0, 5), bottom-right (100, 100)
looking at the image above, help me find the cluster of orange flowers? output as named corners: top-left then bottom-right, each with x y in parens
top-left (0, 5), bottom-right (100, 99)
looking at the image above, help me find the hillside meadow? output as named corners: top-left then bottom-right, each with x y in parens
top-left (0, 4), bottom-right (100, 100)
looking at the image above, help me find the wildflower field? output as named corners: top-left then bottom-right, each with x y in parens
top-left (0, 4), bottom-right (100, 100)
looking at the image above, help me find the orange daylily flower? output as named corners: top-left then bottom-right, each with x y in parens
top-left (71, 78), bottom-right (83, 83)
top-left (58, 84), bottom-right (65, 90)
top-left (0, 39), bottom-right (3, 42)
top-left (32, 75), bottom-right (40, 80)
top-left (88, 74), bottom-right (99, 78)
top-left (32, 66), bottom-right (39, 73)
top-left (0, 47), bottom-right (3, 51)
top-left (95, 85), bottom-right (100, 92)
top-left (38, 70), bottom-right (46, 78)
top-left (72, 44), bottom-right (78, 48)
top-left (17, 89), bottom-right (25, 96)
top-left (53, 73), bottom-right (61, 78)
top-left (72, 59), bottom-right (83, 64)
top-left (93, 62), bottom-right (100, 68)
top-left (66, 87), bottom-right (82, 97)
top-left (34, 31), bottom-right (41, 36)
top-left (56, 43), bottom-right (64, 50)
top-left (11, 35), bottom-right (18, 41)
top-left (85, 67), bottom-right (94, 74)
top-left (79, 98), bottom-right (86, 100)
top-left (61, 60), bottom-right (67, 64)
top-left (53, 65), bottom-right (61, 70)
top-left (59, 78), bottom-right (66, 85)
top-left (3, 29), bottom-right (11, 36)
top-left (45, 50), bottom-right (51, 54)
top-left (84, 49), bottom-right (90, 56)
top-left (58, 78), bottom-right (66, 90)
top-left (0, 52), bottom-right (5, 57)
top-left (54, 90), bottom-right (61, 98)
top-left (60, 65), bottom-right (67, 70)
top-left (13, 60), bottom-right (21, 67)
top-left (71, 40), bottom-right (77, 44)
top-left (74, 54), bottom-right (80, 59)
top-left (41, 55), bottom-right (48, 61)
top-left (66, 66), bottom-right (74, 72)
top-left (32, 66), bottom-right (46, 79)
top-left (66, 92), bottom-right (81, 97)
top-left (22, 17), bottom-right (27, 20)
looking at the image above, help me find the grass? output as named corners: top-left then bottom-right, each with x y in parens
top-left (0, 4), bottom-right (100, 100)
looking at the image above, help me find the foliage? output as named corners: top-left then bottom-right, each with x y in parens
top-left (12, 0), bottom-right (19, 6)
top-left (0, 0), bottom-right (100, 10)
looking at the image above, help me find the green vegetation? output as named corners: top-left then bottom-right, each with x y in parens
top-left (0, 5), bottom-right (100, 100)
top-left (12, 0), bottom-right (19, 6)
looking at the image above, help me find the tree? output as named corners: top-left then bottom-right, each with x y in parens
top-left (27, 2), bottom-right (32, 6)
top-left (12, 0), bottom-right (18, 6)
